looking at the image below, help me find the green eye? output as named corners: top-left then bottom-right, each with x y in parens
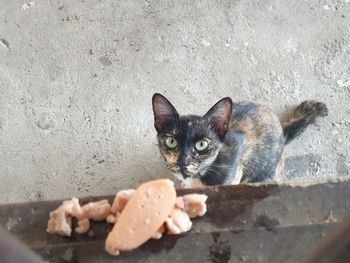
top-left (165, 137), bottom-right (177, 149)
top-left (195, 139), bottom-right (209, 152)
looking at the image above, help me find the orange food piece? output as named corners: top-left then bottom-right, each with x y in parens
top-left (75, 218), bottom-right (90, 234)
top-left (106, 214), bottom-right (118, 224)
top-left (111, 189), bottom-right (135, 214)
top-left (46, 197), bottom-right (83, 236)
top-left (80, 200), bottom-right (111, 221)
top-left (105, 179), bottom-right (176, 256)
top-left (47, 209), bottom-right (72, 236)
top-left (165, 208), bottom-right (192, 235)
top-left (181, 194), bottom-right (208, 218)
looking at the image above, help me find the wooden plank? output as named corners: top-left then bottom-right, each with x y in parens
top-left (33, 224), bottom-right (335, 263)
top-left (0, 181), bottom-right (350, 262)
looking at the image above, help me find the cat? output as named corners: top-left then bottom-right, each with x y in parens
top-left (152, 93), bottom-right (328, 188)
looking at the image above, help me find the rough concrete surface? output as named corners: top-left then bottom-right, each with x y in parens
top-left (0, 0), bottom-right (349, 203)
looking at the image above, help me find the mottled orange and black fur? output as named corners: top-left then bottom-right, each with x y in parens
top-left (152, 93), bottom-right (328, 188)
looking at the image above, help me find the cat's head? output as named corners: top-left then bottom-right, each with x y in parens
top-left (152, 93), bottom-right (233, 183)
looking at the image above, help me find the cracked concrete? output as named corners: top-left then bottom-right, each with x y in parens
top-left (0, 0), bottom-right (349, 203)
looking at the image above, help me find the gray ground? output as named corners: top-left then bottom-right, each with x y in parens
top-left (0, 0), bottom-right (349, 203)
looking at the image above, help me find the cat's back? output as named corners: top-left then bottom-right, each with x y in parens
top-left (229, 101), bottom-right (282, 136)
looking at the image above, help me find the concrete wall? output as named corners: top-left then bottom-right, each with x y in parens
top-left (0, 0), bottom-right (349, 203)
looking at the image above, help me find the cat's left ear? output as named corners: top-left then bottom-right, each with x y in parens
top-left (204, 97), bottom-right (233, 137)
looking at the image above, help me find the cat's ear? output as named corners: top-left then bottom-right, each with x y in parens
top-left (204, 97), bottom-right (233, 137)
top-left (152, 93), bottom-right (179, 132)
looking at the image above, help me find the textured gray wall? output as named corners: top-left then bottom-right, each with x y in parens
top-left (0, 0), bottom-right (349, 203)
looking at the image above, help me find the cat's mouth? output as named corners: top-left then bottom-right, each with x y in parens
top-left (180, 169), bottom-right (193, 178)
top-left (167, 163), bottom-right (200, 179)
top-left (179, 165), bottom-right (201, 179)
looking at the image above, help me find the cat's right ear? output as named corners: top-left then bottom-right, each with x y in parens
top-left (152, 93), bottom-right (179, 132)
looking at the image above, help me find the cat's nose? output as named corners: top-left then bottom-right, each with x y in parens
top-left (178, 156), bottom-right (191, 178)
top-left (178, 155), bottom-right (190, 167)
top-left (178, 156), bottom-right (189, 178)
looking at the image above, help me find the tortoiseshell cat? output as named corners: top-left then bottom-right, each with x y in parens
top-left (152, 93), bottom-right (328, 188)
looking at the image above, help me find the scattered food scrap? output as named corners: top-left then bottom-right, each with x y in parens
top-left (47, 179), bottom-right (208, 256)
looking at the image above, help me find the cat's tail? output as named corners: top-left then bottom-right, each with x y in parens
top-left (281, 101), bottom-right (328, 145)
